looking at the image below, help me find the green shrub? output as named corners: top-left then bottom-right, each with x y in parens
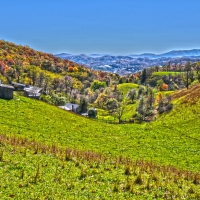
top-left (88, 108), bottom-right (97, 118)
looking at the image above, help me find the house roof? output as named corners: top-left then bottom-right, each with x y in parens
top-left (12, 82), bottom-right (26, 87)
top-left (65, 103), bottom-right (79, 110)
top-left (0, 84), bottom-right (14, 89)
top-left (24, 86), bottom-right (42, 94)
top-left (58, 106), bottom-right (71, 111)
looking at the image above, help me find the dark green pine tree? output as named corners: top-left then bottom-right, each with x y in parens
top-left (141, 68), bottom-right (147, 84)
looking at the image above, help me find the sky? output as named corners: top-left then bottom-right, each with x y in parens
top-left (0, 0), bottom-right (200, 55)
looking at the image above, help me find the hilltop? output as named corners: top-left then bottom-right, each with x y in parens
top-left (0, 40), bottom-right (87, 73)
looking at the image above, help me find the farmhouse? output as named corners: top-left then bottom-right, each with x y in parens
top-left (0, 83), bottom-right (14, 99)
top-left (24, 86), bottom-right (42, 99)
top-left (11, 82), bottom-right (42, 99)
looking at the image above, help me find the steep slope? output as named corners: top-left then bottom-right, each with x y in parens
top-left (1, 134), bottom-right (199, 199)
top-left (0, 85), bottom-right (200, 171)
top-left (1, 87), bottom-right (200, 198)
top-left (0, 40), bottom-right (87, 73)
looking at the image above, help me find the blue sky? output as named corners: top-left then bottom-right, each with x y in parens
top-left (0, 0), bottom-right (200, 55)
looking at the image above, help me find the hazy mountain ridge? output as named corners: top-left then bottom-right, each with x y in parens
top-left (55, 49), bottom-right (200, 75)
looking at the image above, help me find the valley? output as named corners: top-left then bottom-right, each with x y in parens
top-left (55, 50), bottom-right (200, 75)
top-left (0, 40), bottom-right (200, 199)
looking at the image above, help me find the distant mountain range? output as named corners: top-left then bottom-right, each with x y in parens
top-left (55, 49), bottom-right (200, 75)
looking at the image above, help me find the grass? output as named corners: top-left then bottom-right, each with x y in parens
top-left (152, 71), bottom-right (181, 76)
top-left (121, 102), bottom-right (137, 120)
top-left (0, 134), bottom-right (200, 199)
top-left (118, 83), bottom-right (139, 96)
top-left (0, 90), bottom-right (199, 170)
top-left (95, 83), bottom-right (139, 121)
top-left (0, 84), bottom-right (200, 198)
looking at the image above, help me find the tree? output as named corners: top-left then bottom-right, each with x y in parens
top-left (0, 61), bottom-right (6, 75)
top-left (52, 77), bottom-right (62, 93)
top-left (91, 80), bottom-right (106, 91)
top-left (166, 61), bottom-right (171, 71)
top-left (73, 67), bottom-right (78, 72)
top-left (63, 75), bottom-right (73, 96)
top-left (195, 62), bottom-right (200, 82)
top-left (43, 74), bottom-right (52, 94)
top-left (182, 61), bottom-right (194, 89)
top-left (41, 60), bottom-right (54, 71)
top-left (156, 92), bottom-right (163, 103)
top-left (113, 102), bottom-right (126, 123)
top-left (79, 96), bottom-right (88, 113)
top-left (68, 66), bottom-right (74, 72)
top-left (70, 89), bottom-right (79, 103)
top-left (94, 93), bottom-right (108, 108)
top-left (126, 89), bottom-right (137, 103)
top-left (162, 83), bottom-right (168, 91)
top-left (13, 65), bottom-right (22, 82)
top-left (156, 79), bottom-right (164, 90)
top-left (157, 95), bottom-right (173, 114)
top-left (155, 66), bottom-right (159, 72)
top-left (48, 94), bottom-right (67, 106)
top-left (146, 88), bottom-right (155, 108)
top-left (141, 68), bottom-right (147, 84)
top-left (137, 96), bottom-right (147, 121)
top-left (29, 66), bottom-right (39, 85)
top-left (137, 86), bottom-right (145, 99)
top-left (38, 72), bottom-right (45, 87)
top-left (105, 98), bottom-right (118, 113)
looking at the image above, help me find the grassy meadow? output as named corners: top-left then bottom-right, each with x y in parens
top-left (0, 84), bottom-right (200, 199)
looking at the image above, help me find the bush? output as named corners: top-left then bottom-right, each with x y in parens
top-left (88, 108), bottom-right (97, 118)
top-left (158, 99), bottom-right (173, 114)
top-left (165, 102), bottom-right (173, 111)
top-left (129, 118), bottom-right (134, 123)
top-left (40, 94), bottom-right (67, 106)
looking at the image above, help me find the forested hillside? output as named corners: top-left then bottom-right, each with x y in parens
top-left (0, 40), bottom-right (118, 106)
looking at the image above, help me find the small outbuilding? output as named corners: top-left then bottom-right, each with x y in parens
top-left (0, 83), bottom-right (14, 100)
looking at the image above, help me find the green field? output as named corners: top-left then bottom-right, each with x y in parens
top-left (118, 83), bottom-right (139, 95)
top-left (0, 90), bottom-right (199, 170)
top-left (152, 72), bottom-right (181, 76)
top-left (1, 136), bottom-right (199, 199)
top-left (0, 85), bottom-right (200, 199)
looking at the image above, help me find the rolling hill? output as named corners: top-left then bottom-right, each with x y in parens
top-left (0, 84), bottom-right (200, 169)
top-left (0, 83), bottom-right (200, 198)
top-left (0, 84), bottom-right (200, 198)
